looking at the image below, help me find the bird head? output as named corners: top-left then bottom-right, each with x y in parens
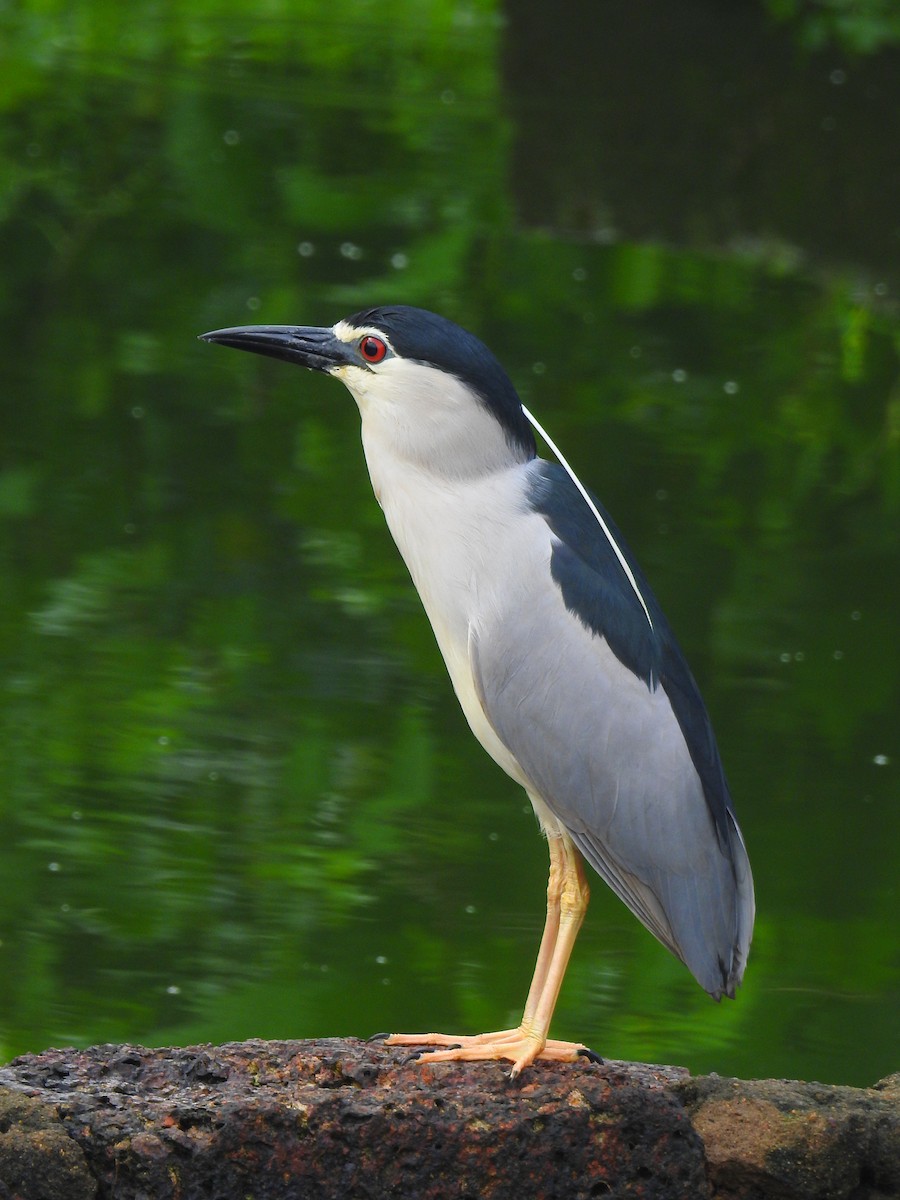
top-left (201, 305), bottom-right (536, 477)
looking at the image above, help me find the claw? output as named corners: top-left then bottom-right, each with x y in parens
top-left (366, 1032), bottom-right (391, 1043)
top-left (577, 1047), bottom-right (604, 1065)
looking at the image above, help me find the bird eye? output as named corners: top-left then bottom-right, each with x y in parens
top-left (359, 335), bottom-right (387, 364)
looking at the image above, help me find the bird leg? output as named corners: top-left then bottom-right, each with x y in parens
top-left (385, 831), bottom-right (592, 1076)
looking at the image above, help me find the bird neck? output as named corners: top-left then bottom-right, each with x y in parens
top-left (352, 373), bottom-right (531, 496)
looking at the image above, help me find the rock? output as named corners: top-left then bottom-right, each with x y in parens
top-left (0, 1039), bottom-right (896, 1199)
top-left (677, 1071), bottom-right (900, 1200)
top-left (0, 1088), bottom-right (96, 1200)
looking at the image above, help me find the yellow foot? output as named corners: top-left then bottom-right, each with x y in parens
top-left (380, 1029), bottom-right (599, 1078)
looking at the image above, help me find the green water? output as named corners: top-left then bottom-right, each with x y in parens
top-left (1, 0), bottom-right (898, 1088)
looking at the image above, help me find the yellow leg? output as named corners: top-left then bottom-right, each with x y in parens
top-left (519, 832), bottom-right (565, 1025)
top-left (385, 831), bottom-right (592, 1076)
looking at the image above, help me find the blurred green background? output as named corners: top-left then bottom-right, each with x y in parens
top-left (1, 0), bottom-right (898, 1088)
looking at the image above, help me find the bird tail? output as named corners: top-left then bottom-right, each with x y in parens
top-left (722, 810), bottom-right (754, 998)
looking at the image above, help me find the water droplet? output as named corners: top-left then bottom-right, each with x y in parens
top-left (629, 346), bottom-right (642, 359)
top-left (375, 955), bottom-right (388, 965)
top-left (723, 380), bottom-right (739, 395)
top-left (873, 754), bottom-right (890, 767)
top-left (131, 406), bottom-right (144, 420)
top-left (48, 862), bottom-right (61, 872)
top-left (158, 735), bottom-right (170, 746)
top-left (832, 649), bottom-right (844, 660)
top-left (223, 129), bottom-right (240, 146)
top-left (672, 369), bottom-right (687, 383)
top-left (850, 610), bottom-right (861, 621)
top-left (829, 68), bottom-right (846, 85)
top-left (572, 267), bottom-right (588, 282)
top-left (166, 985), bottom-right (181, 995)
top-left (390, 252), bottom-right (408, 270)
top-left (779, 652), bottom-right (792, 663)
top-left (465, 904), bottom-right (477, 915)
top-left (532, 362), bottom-right (546, 375)
top-left (297, 241), bottom-right (315, 257)
top-left (441, 89), bottom-right (456, 104)
top-left (246, 296), bottom-right (261, 311)
top-left (340, 242), bottom-right (362, 260)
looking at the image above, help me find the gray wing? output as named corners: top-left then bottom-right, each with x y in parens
top-left (469, 512), bottom-right (753, 999)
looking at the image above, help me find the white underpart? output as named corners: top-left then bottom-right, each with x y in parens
top-left (333, 357), bottom-right (544, 788)
top-left (521, 404), bottom-right (654, 633)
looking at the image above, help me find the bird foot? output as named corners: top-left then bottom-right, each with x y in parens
top-left (383, 1028), bottom-right (595, 1077)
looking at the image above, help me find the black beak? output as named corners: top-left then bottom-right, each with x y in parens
top-left (199, 325), bottom-right (354, 373)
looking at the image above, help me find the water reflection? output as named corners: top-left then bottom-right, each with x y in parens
top-left (0, 1), bottom-right (897, 1088)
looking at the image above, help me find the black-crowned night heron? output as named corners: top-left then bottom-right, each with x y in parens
top-left (201, 305), bottom-right (754, 1076)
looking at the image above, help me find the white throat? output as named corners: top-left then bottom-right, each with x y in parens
top-left (336, 359), bottom-right (524, 491)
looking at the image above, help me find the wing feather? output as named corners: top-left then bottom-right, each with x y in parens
top-left (469, 462), bottom-right (754, 997)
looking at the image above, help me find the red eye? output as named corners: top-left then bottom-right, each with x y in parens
top-left (359, 335), bottom-right (387, 363)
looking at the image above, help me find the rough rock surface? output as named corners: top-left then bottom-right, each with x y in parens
top-left (678, 1071), bottom-right (900, 1200)
top-left (0, 1039), bottom-right (896, 1200)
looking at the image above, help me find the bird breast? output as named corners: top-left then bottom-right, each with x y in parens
top-left (361, 441), bottom-right (540, 788)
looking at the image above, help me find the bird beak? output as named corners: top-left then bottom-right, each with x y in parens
top-left (199, 325), bottom-right (355, 373)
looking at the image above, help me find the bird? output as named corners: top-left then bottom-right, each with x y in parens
top-left (200, 305), bottom-right (754, 1076)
